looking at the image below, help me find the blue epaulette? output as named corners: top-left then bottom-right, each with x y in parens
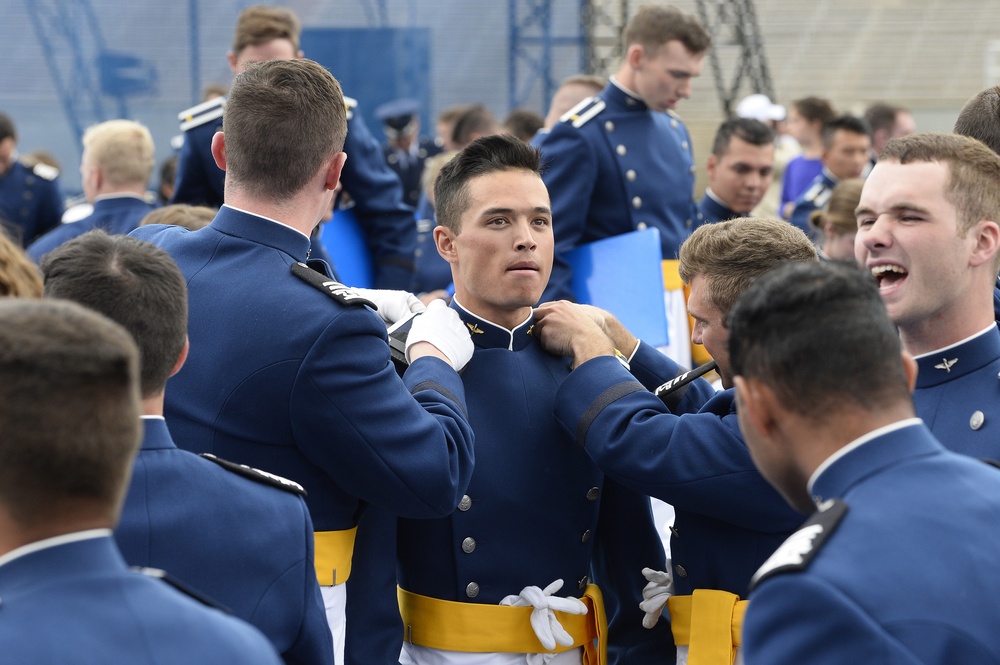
top-left (559, 96), bottom-right (605, 128)
top-left (178, 96), bottom-right (225, 132)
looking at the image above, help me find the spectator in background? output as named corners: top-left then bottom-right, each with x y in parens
top-left (434, 105), bottom-right (471, 153)
top-left (532, 74), bottom-right (606, 147)
top-left (734, 93), bottom-right (799, 220)
top-left (375, 98), bottom-right (441, 208)
top-left (451, 104), bottom-right (502, 149)
top-left (789, 115), bottom-right (871, 236)
top-left (0, 232), bottom-right (42, 297)
top-left (503, 107), bottom-right (544, 143)
top-left (139, 203), bottom-right (215, 231)
top-left (0, 111), bottom-right (63, 246)
top-left (864, 102), bottom-right (916, 160)
top-left (412, 150), bottom-right (457, 301)
top-left (157, 155), bottom-right (178, 205)
top-left (809, 177), bottom-right (863, 261)
top-left (27, 120), bottom-right (157, 263)
top-left (698, 117), bottom-right (775, 224)
top-left (780, 96), bottom-right (835, 219)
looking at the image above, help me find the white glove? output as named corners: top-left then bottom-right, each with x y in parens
top-left (353, 288), bottom-right (425, 325)
top-left (500, 578), bottom-right (588, 659)
top-left (639, 567), bottom-right (673, 629)
top-left (404, 299), bottom-right (474, 371)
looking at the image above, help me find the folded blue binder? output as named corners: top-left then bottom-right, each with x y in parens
top-left (318, 208), bottom-right (375, 288)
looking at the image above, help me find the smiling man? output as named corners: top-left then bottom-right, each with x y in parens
top-left (855, 132), bottom-right (1000, 457)
top-left (698, 118), bottom-right (775, 224)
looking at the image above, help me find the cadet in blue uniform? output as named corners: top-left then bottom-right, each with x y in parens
top-left (697, 118), bottom-right (774, 225)
top-left (28, 120), bottom-right (158, 262)
top-left (730, 260), bottom-right (1000, 665)
top-left (170, 6), bottom-right (415, 289)
top-left (534, 218), bottom-right (817, 663)
top-left (0, 111), bottom-right (63, 246)
top-left (856, 133), bottom-right (1000, 459)
top-left (133, 59), bottom-right (475, 665)
top-left (41, 231), bottom-right (333, 665)
top-left (537, 6), bottom-right (711, 302)
top-left (375, 97), bottom-right (441, 209)
top-left (0, 299), bottom-right (282, 665)
top-left (789, 115), bottom-right (870, 236)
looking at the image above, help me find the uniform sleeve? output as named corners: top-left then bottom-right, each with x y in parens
top-left (338, 113), bottom-right (416, 290)
top-left (627, 341), bottom-right (717, 413)
top-left (744, 575), bottom-right (925, 665)
top-left (292, 308), bottom-right (474, 518)
top-left (538, 122), bottom-right (599, 303)
top-left (554, 356), bottom-right (801, 532)
top-left (171, 123), bottom-right (224, 208)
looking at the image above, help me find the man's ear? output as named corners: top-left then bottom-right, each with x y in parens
top-left (734, 375), bottom-right (777, 439)
top-left (324, 152), bottom-right (348, 192)
top-left (625, 44), bottom-right (645, 70)
top-left (170, 337), bottom-right (190, 378)
top-left (211, 132), bottom-right (227, 171)
top-left (967, 220), bottom-right (1000, 270)
top-left (434, 225), bottom-right (459, 265)
top-left (705, 153), bottom-right (718, 180)
top-left (226, 51), bottom-right (239, 75)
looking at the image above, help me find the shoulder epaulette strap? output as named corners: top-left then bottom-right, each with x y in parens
top-left (654, 360), bottom-right (717, 411)
top-left (132, 566), bottom-right (233, 613)
top-left (802, 179), bottom-right (827, 203)
top-left (291, 262), bottom-right (375, 308)
top-left (30, 162), bottom-right (59, 181)
top-left (667, 109), bottom-right (683, 121)
top-left (199, 453), bottom-right (307, 497)
top-left (982, 458), bottom-right (1000, 470)
top-left (344, 95), bottom-right (357, 120)
top-left (749, 499), bottom-right (848, 591)
top-left (559, 96), bottom-right (605, 128)
top-left (178, 96), bottom-right (226, 132)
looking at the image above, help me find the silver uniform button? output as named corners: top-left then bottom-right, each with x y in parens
top-left (685, 219), bottom-right (693, 228)
top-left (466, 582), bottom-right (480, 598)
top-left (632, 196), bottom-right (642, 209)
top-left (971, 410), bottom-right (985, 430)
top-left (604, 120), bottom-right (615, 132)
top-left (581, 529), bottom-right (591, 543)
top-left (586, 487), bottom-right (600, 501)
top-left (457, 495), bottom-right (472, 511)
top-left (671, 118), bottom-right (679, 129)
top-left (616, 144), bottom-right (627, 156)
top-left (674, 564), bottom-right (687, 578)
top-left (626, 169), bottom-right (637, 182)
top-left (637, 222), bottom-right (647, 231)
top-left (461, 537), bottom-right (476, 553)
top-left (689, 165), bottom-right (696, 175)
top-left (414, 248), bottom-right (423, 257)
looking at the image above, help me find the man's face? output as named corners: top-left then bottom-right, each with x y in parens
top-left (0, 137), bottom-right (15, 175)
top-left (229, 38), bottom-right (300, 74)
top-left (824, 129), bottom-right (871, 180)
top-left (632, 40), bottom-right (704, 113)
top-left (438, 169), bottom-right (553, 326)
top-left (706, 136), bottom-right (775, 214)
top-left (855, 160), bottom-right (979, 336)
top-left (688, 273), bottom-right (732, 387)
top-left (891, 111), bottom-right (917, 140)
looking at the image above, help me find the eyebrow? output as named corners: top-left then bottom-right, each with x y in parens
top-left (855, 202), bottom-right (933, 218)
top-left (480, 206), bottom-right (552, 216)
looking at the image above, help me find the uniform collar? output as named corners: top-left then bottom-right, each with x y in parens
top-left (139, 416), bottom-right (176, 451)
top-left (605, 78), bottom-right (649, 112)
top-left (699, 189), bottom-right (740, 222)
top-left (211, 205), bottom-right (312, 262)
top-left (913, 324), bottom-right (1000, 388)
top-left (819, 167), bottom-right (838, 187)
top-left (0, 530), bottom-right (114, 572)
top-left (450, 298), bottom-right (535, 351)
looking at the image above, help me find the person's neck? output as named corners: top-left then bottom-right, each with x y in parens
top-left (799, 137), bottom-right (823, 158)
top-left (0, 509), bottom-right (113, 558)
top-left (224, 189), bottom-right (326, 238)
top-left (898, 300), bottom-right (995, 356)
top-left (142, 391), bottom-right (165, 417)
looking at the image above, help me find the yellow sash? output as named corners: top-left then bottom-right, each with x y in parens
top-left (313, 527), bottom-right (357, 586)
top-left (398, 585), bottom-right (607, 665)
top-left (668, 590), bottom-right (748, 665)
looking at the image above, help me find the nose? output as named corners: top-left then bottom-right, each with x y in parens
top-left (690, 320), bottom-right (703, 346)
top-left (514, 221), bottom-right (538, 252)
top-left (857, 215), bottom-right (891, 257)
top-left (679, 79), bottom-right (693, 99)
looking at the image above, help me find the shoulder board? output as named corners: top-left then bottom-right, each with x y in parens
top-left (559, 97), bottom-right (605, 128)
top-left (132, 566), bottom-right (233, 613)
top-left (750, 498), bottom-right (848, 591)
top-left (344, 95), bottom-right (357, 120)
top-left (178, 96), bottom-right (225, 132)
top-left (801, 180), bottom-right (825, 203)
top-left (31, 162), bottom-right (59, 181)
top-left (813, 187), bottom-right (833, 208)
top-left (666, 109), bottom-right (683, 121)
top-left (654, 360), bottom-right (717, 411)
top-left (199, 453), bottom-right (307, 497)
top-left (983, 459), bottom-right (1000, 470)
top-left (291, 261), bottom-right (375, 308)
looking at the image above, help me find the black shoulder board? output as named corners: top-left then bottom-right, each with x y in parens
top-left (654, 360), bottom-right (717, 411)
top-left (291, 262), bottom-right (375, 308)
top-left (983, 459), bottom-right (1000, 470)
top-left (199, 453), bottom-right (307, 497)
top-left (749, 498), bottom-right (848, 591)
top-left (132, 566), bottom-right (233, 614)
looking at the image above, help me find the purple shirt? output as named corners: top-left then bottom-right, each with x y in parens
top-left (781, 156), bottom-right (823, 210)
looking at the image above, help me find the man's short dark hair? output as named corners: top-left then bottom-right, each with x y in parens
top-left (0, 298), bottom-right (140, 525)
top-left (822, 115), bottom-right (871, 149)
top-left (41, 231), bottom-right (187, 399)
top-left (954, 85), bottom-right (1000, 156)
top-left (435, 134), bottom-right (542, 234)
top-left (728, 261), bottom-right (910, 422)
top-left (792, 97), bottom-right (835, 125)
top-left (224, 59), bottom-right (347, 200)
top-left (864, 103), bottom-right (905, 135)
top-left (623, 5), bottom-right (711, 56)
top-left (0, 111), bottom-right (15, 142)
top-left (711, 118), bottom-right (776, 157)
top-left (451, 104), bottom-right (499, 149)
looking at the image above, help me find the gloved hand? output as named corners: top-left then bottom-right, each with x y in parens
top-left (639, 567), bottom-right (673, 629)
top-left (500, 578), bottom-right (588, 659)
top-left (353, 288), bottom-right (425, 325)
top-left (404, 300), bottom-right (474, 371)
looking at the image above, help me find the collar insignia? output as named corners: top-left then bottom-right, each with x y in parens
top-left (935, 358), bottom-right (958, 373)
top-left (466, 322), bottom-right (485, 335)
top-left (526, 324), bottom-right (534, 336)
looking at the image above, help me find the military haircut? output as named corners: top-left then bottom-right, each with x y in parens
top-left (954, 85), bottom-right (1000, 156)
top-left (678, 217), bottom-right (818, 315)
top-left (41, 230), bottom-right (187, 399)
top-left (503, 108), bottom-right (544, 143)
top-left (711, 118), bottom-right (776, 157)
top-left (559, 74), bottom-right (606, 92)
top-left (223, 59), bottom-right (347, 201)
top-left (728, 260), bottom-right (910, 422)
top-left (0, 111), bottom-right (15, 142)
top-left (231, 4), bottom-right (301, 56)
top-left (864, 103), bottom-right (905, 136)
top-left (139, 203), bottom-right (216, 231)
top-left (434, 134), bottom-right (543, 234)
top-left (0, 231), bottom-right (42, 297)
top-left (881, 132), bottom-right (1000, 242)
top-left (821, 115), bottom-right (871, 150)
top-left (451, 104), bottom-right (500, 149)
top-left (623, 5), bottom-right (711, 56)
top-left (791, 96), bottom-right (835, 125)
top-left (82, 119), bottom-right (156, 188)
top-left (0, 298), bottom-right (140, 525)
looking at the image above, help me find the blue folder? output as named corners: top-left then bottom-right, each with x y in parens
top-left (318, 208), bottom-right (375, 288)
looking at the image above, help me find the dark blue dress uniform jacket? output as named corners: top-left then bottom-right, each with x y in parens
top-left (170, 96), bottom-right (417, 289)
top-left (27, 194), bottom-right (156, 262)
top-left (115, 417), bottom-right (333, 665)
top-left (744, 422), bottom-right (1000, 664)
top-left (696, 192), bottom-right (739, 225)
top-left (553, 350), bottom-right (804, 599)
top-left (130, 206), bottom-right (475, 532)
top-left (789, 169), bottom-right (836, 237)
top-left (0, 159), bottom-right (63, 246)
top-left (0, 535), bottom-right (283, 664)
top-left (538, 81), bottom-right (699, 302)
top-left (912, 324), bottom-right (1000, 459)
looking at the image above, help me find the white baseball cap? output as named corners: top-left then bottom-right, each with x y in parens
top-left (736, 94), bottom-right (786, 122)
